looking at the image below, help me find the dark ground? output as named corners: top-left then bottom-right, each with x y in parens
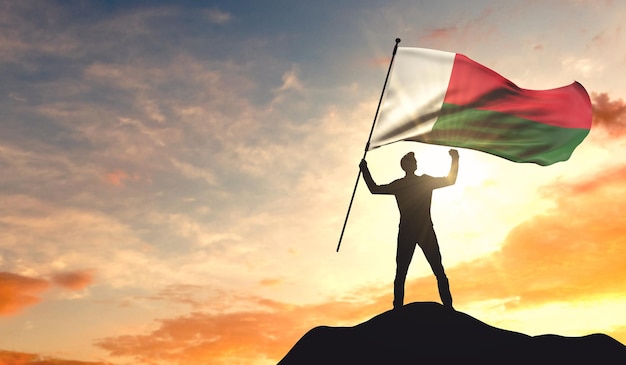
top-left (278, 302), bottom-right (626, 364)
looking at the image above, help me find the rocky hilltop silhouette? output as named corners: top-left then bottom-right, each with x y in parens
top-left (278, 302), bottom-right (626, 364)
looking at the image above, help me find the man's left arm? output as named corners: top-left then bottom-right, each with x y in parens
top-left (446, 149), bottom-right (459, 185)
top-left (431, 149), bottom-right (459, 188)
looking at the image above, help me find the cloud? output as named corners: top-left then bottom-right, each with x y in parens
top-left (0, 2), bottom-right (82, 62)
top-left (95, 296), bottom-right (390, 365)
top-left (169, 158), bottom-right (217, 187)
top-left (590, 25), bottom-right (622, 48)
top-left (0, 349), bottom-right (111, 365)
top-left (0, 195), bottom-right (161, 290)
top-left (104, 170), bottom-right (128, 187)
top-left (422, 26), bottom-right (458, 42)
top-left (142, 284), bottom-right (233, 311)
top-left (0, 272), bottom-right (49, 316)
top-left (94, 156), bottom-right (626, 363)
top-left (273, 65), bottom-right (305, 105)
top-left (542, 164), bottom-right (626, 197)
top-left (418, 7), bottom-right (496, 48)
top-left (404, 162), bottom-right (626, 308)
top-left (204, 8), bottom-right (232, 25)
top-left (591, 93), bottom-right (626, 137)
top-left (51, 269), bottom-right (95, 291)
top-left (278, 66), bottom-right (304, 92)
top-left (1, 0), bottom-right (363, 308)
top-left (562, 57), bottom-right (604, 78)
top-left (259, 278), bottom-right (282, 287)
top-left (0, 269), bottom-right (95, 316)
top-left (96, 198), bottom-right (626, 365)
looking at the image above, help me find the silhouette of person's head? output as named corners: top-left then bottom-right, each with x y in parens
top-left (400, 152), bottom-right (417, 174)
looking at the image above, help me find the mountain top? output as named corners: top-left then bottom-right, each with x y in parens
top-left (278, 302), bottom-right (626, 364)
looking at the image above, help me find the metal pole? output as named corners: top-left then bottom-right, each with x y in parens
top-left (336, 38), bottom-right (401, 252)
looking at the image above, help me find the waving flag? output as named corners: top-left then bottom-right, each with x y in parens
top-left (369, 47), bottom-right (592, 165)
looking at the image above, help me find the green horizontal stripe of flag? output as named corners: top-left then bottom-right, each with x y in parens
top-left (417, 103), bottom-right (590, 166)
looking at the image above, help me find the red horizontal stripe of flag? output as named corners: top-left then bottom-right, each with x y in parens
top-left (443, 54), bottom-right (591, 130)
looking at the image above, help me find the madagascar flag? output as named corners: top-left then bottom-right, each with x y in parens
top-left (369, 47), bottom-right (592, 165)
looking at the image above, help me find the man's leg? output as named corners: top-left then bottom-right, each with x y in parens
top-left (394, 233), bottom-right (417, 310)
top-left (419, 228), bottom-right (453, 308)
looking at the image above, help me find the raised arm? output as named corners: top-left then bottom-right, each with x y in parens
top-left (359, 159), bottom-right (394, 195)
top-left (446, 149), bottom-right (460, 185)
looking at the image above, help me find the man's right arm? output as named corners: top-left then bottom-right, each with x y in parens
top-left (359, 159), bottom-right (394, 194)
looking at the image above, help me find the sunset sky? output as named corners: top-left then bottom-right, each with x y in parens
top-left (1, 1), bottom-right (626, 364)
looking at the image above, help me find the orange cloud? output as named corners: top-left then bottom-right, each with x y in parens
top-left (51, 269), bottom-right (95, 291)
top-left (591, 93), bottom-right (626, 137)
top-left (105, 170), bottom-right (128, 186)
top-left (0, 272), bottom-right (49, 316)
top-left (542, 164), bottom-right (626, 197)
top-left (95, 149), bottom-right (626, 364)
top-left (95, 230), bottom-right (626, 365)
top-left (422, 26), bottom-right (459, 42)
top-left (0, 349), bottom-right (111, 365)
top-left (0, 270), bottom-right (95, 316)
top-left (369, 56), bottom-right (391, 67)
top-left (590, 26), bottom-right (622, 48)
top-left (403, 162), bottom-right (626, 308)
top-left (94, 170), bottom-right (626, 364)
top-left (104, 170), bottom-right (140, 187)
top-left (419, 8), bottom-right (494, 46)
top-left (93, 162), bottom-right (626, 363)
top-left (259, 278), bottom-right (282, 287)
top-left (95, 296), bottom-right (392, 365)
top-left (145, 284), bottom-right (208, 309)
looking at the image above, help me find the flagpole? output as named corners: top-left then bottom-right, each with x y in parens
top-left (336, 38), bottom-right (401, 252)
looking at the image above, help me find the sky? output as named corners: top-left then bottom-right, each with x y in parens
top-left (1, 0), bottom-right (625, 364)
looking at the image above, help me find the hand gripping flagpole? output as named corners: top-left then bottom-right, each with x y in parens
top-left (336, 38), bottom-right (401, 252)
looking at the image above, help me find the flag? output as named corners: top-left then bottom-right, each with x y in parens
top-left (369, 47), bottom-right (592, 165)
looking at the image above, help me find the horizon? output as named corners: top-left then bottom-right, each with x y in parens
top-left (1, 1), bottom-right (626, 364)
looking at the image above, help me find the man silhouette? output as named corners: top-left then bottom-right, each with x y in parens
top-left (359, 149), bottom-right (459, 310)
